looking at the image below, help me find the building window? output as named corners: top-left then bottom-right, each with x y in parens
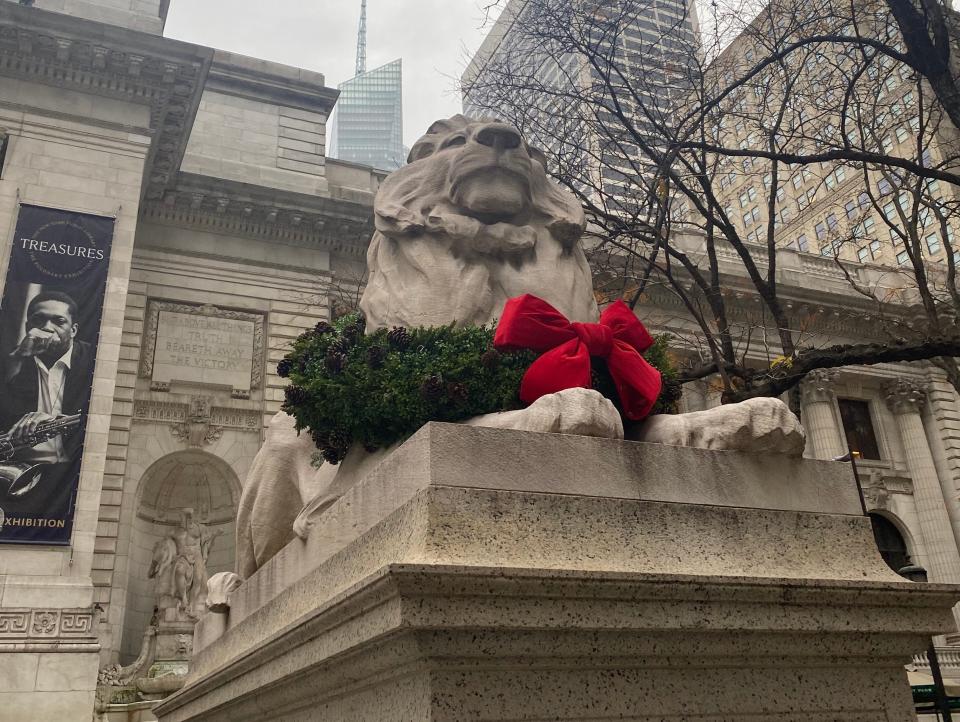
top-left (857, 247), bottom-right (869, 262)
top-left (837, 398), bottom-right (881, 460)
top-left (926, 233), bottom-right (941, 254)
top-left (845, 201), bottom-right (857, 220)
top-left (815, 221), bottom-right (827, 240)
top-left (796, 234), bottom-right (809, 252)
top-left (826, 212), bottom-right (838, 230)
top-left (897, 249), bottom-right (909, 265)
top-left (870, 514), bottom-right (910, 574)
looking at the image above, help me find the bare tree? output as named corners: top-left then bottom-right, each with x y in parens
top-left (464, 0), bottom-right (960, 402)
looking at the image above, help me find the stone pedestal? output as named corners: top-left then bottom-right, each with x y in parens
top-left (155, 423), bottom-right (960, 722)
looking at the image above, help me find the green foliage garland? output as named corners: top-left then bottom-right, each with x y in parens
top-left (280, 313), bottom-right (680, 464)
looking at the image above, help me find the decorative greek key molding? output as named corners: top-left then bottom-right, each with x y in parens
top-left (139, 300), bottom-right (266, 393)
top-left (134, 400), bottom-right (189, 424)
top-left (0, 608), bottom-right (96, 641)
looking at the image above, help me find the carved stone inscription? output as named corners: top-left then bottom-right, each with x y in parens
top-left (154, 311), bottom-right (254, 389)
top-left (140, 301), bottom-right (265, 393)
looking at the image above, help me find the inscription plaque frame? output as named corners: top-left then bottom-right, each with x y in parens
top-left (140, 300), bottom-right (266, 394)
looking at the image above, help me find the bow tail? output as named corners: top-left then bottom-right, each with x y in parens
top-left (519, 338), bottom-right (593, 404)
top-left (606, 341), bottom-right (663, 421)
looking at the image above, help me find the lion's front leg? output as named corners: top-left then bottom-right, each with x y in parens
top-left (629, 397), bottom-right (805, 455)
top-left (466, 387), bottom-right (624, 439)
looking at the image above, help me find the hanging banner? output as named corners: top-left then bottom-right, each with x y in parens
top-left (0, 204), bottom-right (114, 544)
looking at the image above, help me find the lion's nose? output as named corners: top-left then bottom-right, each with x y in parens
top-left (475, 123), bottom-right (523, 151)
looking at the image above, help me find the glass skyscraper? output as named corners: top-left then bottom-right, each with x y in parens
top-left (329, 59), bottom-right (404, 172)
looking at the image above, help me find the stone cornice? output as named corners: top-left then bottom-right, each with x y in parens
top-left (141, 173), bottom-right (375, 257)
top-left (0, 2), bottom-right (213, 203)
top-left (205, 54), bottom-right (340, 116)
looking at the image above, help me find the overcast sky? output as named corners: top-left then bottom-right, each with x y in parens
top-left (165, 1), bottom-right (502, 148)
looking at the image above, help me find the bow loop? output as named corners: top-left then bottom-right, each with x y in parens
top-left (494, 295), bottom-right (662, 421)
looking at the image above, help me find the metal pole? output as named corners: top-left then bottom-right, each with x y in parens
top-left (832, 449), bottom-right (868, 516)
top-left (928, 640), bottom-right (953, 721)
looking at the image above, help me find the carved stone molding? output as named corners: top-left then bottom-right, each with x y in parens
top-left (141, 194), bottom-right (373, 257)
top-left (862, 480), bottom-right (890, 511)
top-left (0, 3), bottom-right (211, 202)
top-left (133, 396), bottom-right (260, 448)
top-left (800, 369), bottom-right (839, 405)
top-left (139, 300), bottom-right (266, 394)
top-left (0, 607), bottom-right (97, 642)
top-left (883, 378), bottom-right (927, 415)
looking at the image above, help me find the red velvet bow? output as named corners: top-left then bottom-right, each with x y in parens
top-left (494, 294), bottom-right (662, 421)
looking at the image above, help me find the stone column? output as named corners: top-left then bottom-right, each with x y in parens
top-left (884, 379), bottom-right (960, 584)
top-left (800, 370), bottom-right (846, 460)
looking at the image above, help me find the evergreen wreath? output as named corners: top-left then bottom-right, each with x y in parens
top-left (280, 313), bottom-right (681, 464)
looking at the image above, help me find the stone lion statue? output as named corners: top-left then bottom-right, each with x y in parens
top-left (236, 116), bottom-right (804, 579)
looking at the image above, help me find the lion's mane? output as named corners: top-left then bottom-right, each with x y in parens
top-left (359, 115), bottom-right (598, 330)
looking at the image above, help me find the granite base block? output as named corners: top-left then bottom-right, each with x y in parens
top-left (154, 423), bottom-right (960, 721)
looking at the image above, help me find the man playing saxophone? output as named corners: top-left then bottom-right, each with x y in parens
top-left (0, 291), bottom-right (93, 506)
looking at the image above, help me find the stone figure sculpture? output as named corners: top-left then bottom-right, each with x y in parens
top-left (236, 116), bottom-right (805, 578)
top-left (149, 508), bottom-right (220, 619)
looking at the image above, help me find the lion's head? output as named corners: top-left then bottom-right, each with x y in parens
top-left (359, 115), bottom-right (598, 330)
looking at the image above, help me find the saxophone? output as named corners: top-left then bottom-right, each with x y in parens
top-left (0, 413), bottom-right (82, 498)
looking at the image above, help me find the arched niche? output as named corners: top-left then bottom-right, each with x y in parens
top-left (120, 450), bottom-right (240, 663)
top-left (868, 511), bottom-right (912, 576)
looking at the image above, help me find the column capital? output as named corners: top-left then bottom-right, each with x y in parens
top-left (883, 378), bottom-right (927, 415)
top-left (800, 368), bottom-right (838, 404)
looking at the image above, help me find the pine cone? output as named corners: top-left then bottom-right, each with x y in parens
top-left (324, 351), bottom-right (347, 374)
top-left (314, 320), bottom-right (334, 335)
top-left (321, 429), bottom-right (351, 464)
top-left (276, 358), bottom-right (294, 378)
top-left (388, 326), bottom-right (411, 350)
top-left (283, 384), bottom-right (308, 407)
top-left (342, 321), bottom-right (363, 343)
top-left (367, 345), bottom-right (387, 369)
top-left (420, 374), bottom-right (445, 402)
top-left (328, 336), bottom-right (351, 355)
top-left (480, 349), bottom-right (500, 369)
top-left (447, 381), bottom-right (469, 406)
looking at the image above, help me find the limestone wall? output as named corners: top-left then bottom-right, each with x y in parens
top-left (0, 81), bottom-right (151, 722)
top-left (182, 91), bottom-right (329, 195)
top-left (95, 220), bottom-right (334, 663)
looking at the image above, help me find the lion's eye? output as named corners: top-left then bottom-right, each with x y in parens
top-left (441, 136), bottom-right (467, 150)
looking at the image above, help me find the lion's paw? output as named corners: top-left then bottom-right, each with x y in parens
top-left (630, 397), bottom-right (805, 456)
top-left (468, 387), bottom-right (624, 439)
